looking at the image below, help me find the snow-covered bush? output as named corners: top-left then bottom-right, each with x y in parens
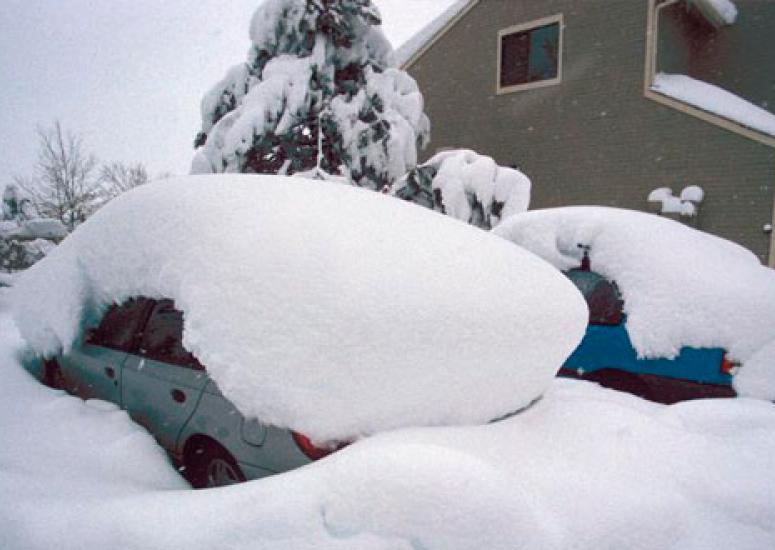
top-left (0, 185), bottom-right (66, 273)
top-left (393, 150), bottom-right (531, 229)
top-left (192, 0), bottom-right (430, 191)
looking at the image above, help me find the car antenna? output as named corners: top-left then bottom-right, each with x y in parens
top-left (578, 244), bottom-right (591, 271)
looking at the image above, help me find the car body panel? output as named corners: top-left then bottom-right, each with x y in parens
top-left (122, 354), bottom-right (210, 452)
top-left (58, 345), bottom-right (127, 404)
top-left (564, 323), bottom-right (731, 385)
top-left (561, 268), bottom-right (734, 400)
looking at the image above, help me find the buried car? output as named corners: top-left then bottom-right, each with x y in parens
top-left (12, 175), bottom-right (588, 486)
top-left (493, 206), bottom-right (775, 403)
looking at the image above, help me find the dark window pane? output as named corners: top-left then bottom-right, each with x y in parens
top-left (86, 298), bottom-right (153, 352)
top-left (500, 32), bottom-right (530, 88)
top-left (140, 299), bottom-right (204, 370)
top-left (565, 270), bottom-right (624, 326)
top-left (500, 22), bottom-right (559, 88)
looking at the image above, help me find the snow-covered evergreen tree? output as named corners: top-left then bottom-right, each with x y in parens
top-left (192, 0), bottom-right (430, 190)
top-left (392, 150), bottom-right (532, 230)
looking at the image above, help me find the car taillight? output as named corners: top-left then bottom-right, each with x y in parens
top-left (720, 356), bottom-right (740, 375)
top-left (292, 432), bottom-right (347, 461)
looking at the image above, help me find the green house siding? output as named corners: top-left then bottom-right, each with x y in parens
top-left (408, 0), bottom-right (775, 263)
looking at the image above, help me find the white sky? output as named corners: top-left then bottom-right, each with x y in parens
top-left (0, 0), bottom-right (454, 183)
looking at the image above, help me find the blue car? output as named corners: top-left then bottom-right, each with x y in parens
top-left (559, 267), bottom-right (736, 403)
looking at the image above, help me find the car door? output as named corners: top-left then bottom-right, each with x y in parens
top-left (121, 299), bottom-right (209, 452)
top-left (58, 298), bottom-right (153, 404)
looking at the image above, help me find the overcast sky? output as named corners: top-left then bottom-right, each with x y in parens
top-left (0, 0), bottom-right (454, 185)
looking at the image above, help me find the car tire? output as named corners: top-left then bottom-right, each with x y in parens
top-left (42, 358), bottom-right (66, 390)
top-left (184, 438), bottom-right (246, 489)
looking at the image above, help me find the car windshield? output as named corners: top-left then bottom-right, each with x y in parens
top-left (565, 269), bottom-right (624, 326)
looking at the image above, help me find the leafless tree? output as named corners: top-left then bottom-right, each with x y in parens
top-left (16, 121), bottom-right (100, 230)
top-left (99, 161), bottom-right (149, 200)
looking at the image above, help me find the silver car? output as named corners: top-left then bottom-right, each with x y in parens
top-left (41, 296), bottom-right (340, 488)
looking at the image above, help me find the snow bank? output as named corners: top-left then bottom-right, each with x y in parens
top-left (11, 175), bottom-right (587, 442)
top-left (5, 306), bottom-right (775, 550)
top-left (493, 207), bottom-right (775, 398)
top-left (652, 73), bottom-right (775, 137)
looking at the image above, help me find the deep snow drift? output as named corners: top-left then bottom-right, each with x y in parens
top-left (2, 311), bottom-right (775, 550)
top-left (11, 175), bottom-right (587, 443)
top-left (493, 206), bottom-right (775, 399)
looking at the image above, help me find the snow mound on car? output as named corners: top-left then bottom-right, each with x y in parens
top-left (493, 206), bottom-right (775, 399)
top-left (11, 175), bottom-right (587, 442)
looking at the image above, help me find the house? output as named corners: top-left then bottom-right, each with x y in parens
top-left (399, 0), bottom-right (775, 265)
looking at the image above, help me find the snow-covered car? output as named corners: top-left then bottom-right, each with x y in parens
top-left (493, 206), bottom-right (775, 403)
top-left (13, 175), bottom-right (588, 487)
top-left (559, 265), bottom-right (735, 403)
top-left (41, 296), bottom-right (325, 487)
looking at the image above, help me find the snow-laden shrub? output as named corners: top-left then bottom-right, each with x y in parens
top-left (192, 0), bottom-right (430, 191)
top-left (1, 185), bottom-right (65, 273)
top-left (393, 150), bottom-right (531, 229)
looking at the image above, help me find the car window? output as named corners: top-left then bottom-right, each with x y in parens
top-left (139, 299), bottom-right (205, 370)
top-left (85, 297), bottom-right (153, 352)
top-left (565, 269), bottom-right (624, 326)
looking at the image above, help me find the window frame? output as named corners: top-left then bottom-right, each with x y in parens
top-left (496, 13), bottom-right (564, 95)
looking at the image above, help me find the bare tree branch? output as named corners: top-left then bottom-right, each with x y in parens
top-left (18, 121), bottom-right (100, 230)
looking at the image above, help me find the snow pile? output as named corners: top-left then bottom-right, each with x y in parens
top-left (647, 185), bottom-right (703, 217)
top-left (393, 149), bottom-right (531, 229)
top-left (4, 304), bottom-right (775, 550)
top-left (395, 0), bottom-right (473, 67)
top-left (493, 206), bottom-right (775, 399)
top-left (652, 73), bottom-right (775, 138)
top-left (12, 175), bottom-right (587, 443)
top-left (192, 0), bottom-right (430, 190)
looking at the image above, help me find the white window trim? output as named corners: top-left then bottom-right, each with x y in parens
top-left (496, 13), bottom-right (564, 95)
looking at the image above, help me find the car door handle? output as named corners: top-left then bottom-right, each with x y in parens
top-left (171, 389), bottom-right (186, 403)
top-left (104, 366), bottom-right (116, 379)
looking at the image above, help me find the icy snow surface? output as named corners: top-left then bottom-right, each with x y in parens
top-left (493, 207), bottom-right (775, 399)
top-left (652, 73), bottom-right (775, 138)
top-left (11, 175), bottom-right (587, 443)
top-left (2, 309), bottom-right (775, 549)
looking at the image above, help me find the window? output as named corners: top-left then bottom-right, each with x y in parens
top-left (85, 297), bottom-right (153, 352)
top-left (565, 269), bottom-right (624, 326)
top-left (497, 14), bottom-right (563, 94)
top-left (139, 299), bottom-right (205, 370)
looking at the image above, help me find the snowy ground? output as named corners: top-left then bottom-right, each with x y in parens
top-left (2, 298), bottom-right (775, 549)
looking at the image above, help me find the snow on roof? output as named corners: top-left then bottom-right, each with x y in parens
top-left (11, 175), bottom-right (587, 442)
top-left (651, 73), bottom-right (775, 138)
top-left (395, 0), bottom-right (477, 68)
top-left (493, 206), bottom-right (775, 399)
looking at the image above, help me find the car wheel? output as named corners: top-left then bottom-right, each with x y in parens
top-left (43, 359), bottom-right (66, 390)
top-left (185, 438), bottom-right (246, 489)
